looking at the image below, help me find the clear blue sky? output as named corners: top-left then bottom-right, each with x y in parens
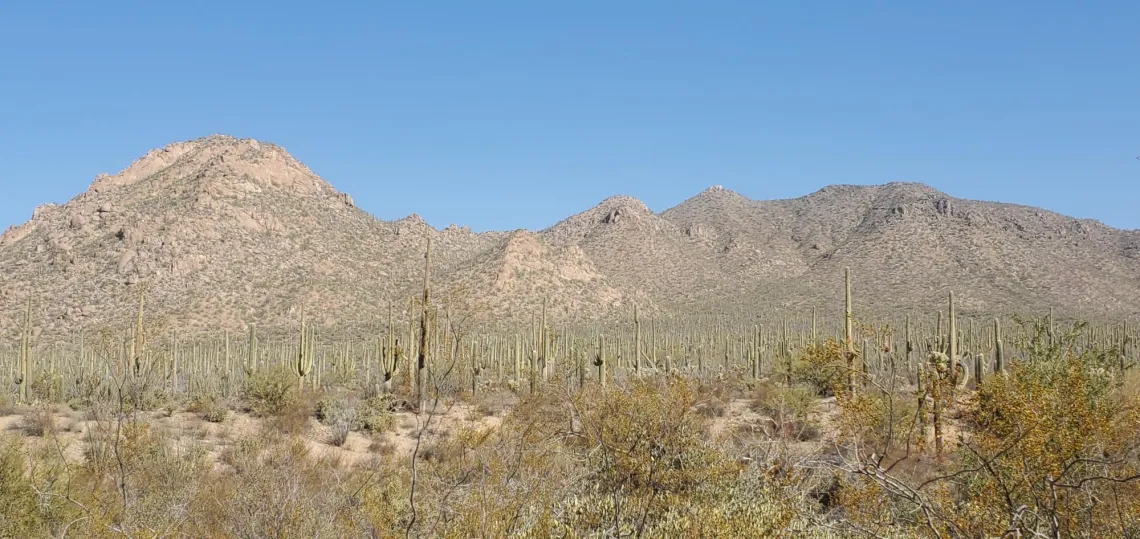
top-left (2, 2), bottom-right (1138, 232)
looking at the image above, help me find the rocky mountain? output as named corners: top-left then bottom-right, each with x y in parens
top-left (1, 135), bottom-right (1137, 337)
top-left (658, 183), bottom-right (1140, 317)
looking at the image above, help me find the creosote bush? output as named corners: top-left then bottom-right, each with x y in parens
top-left (793, 339), bottom-right (850, 396)
top-left (242, 368), bottom-right (296, 417)
top-left (752, 381), bottom-right (820, 441)
top-left (187, 394), bottom-right (229, 423)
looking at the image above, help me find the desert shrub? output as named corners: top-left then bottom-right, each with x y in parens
top-left (67, 419), bottom-right (209, 534)
top-left (695, 396), bottom-right (728, 418)
top-left (835, 382), bottom-right (917, 456)
top-left (112, 422), bottom-right (210, 530)
top-left (568, 377), bottom-right (742, 534)
top-left (354, 395), bottom-right (394, 434)
top-left (752, 381), bottom-right (820, 441)
top-left (792, 339), bottom-right (850, 396)
top-left (558, 465), bottom-right (824, 538)
top-left (65, 372), bottom-right (110, 411)
top-left (0, 394), bottom-right (15, 416)
top-left (17, 406), bottom-right (55, 437)
top-left (316, 393), bottom-right (395, 440)
top-left (80, 423), bottom-right (115, 480)
top-left (190, 435), bottom-right (366, 537)
top-left (0, 440), bottom-right (45, 536)
top-left (316, 394), bottom-right (357, 446)
top-left (368, 434), bottom-right (396, 456)
top-left (129, 387), bottom-right (171, 412)
top-left (187, 394), bottom-right (229, 423)
top-left (243, 368), bottom-right (296, 417)
top-left (949, 350), bottom-right (1140, 536)
top-left (264, 392), bottom-right (315, 436)
top-left (470, 389), bottom-right (514, 417)
top-left (29, 372), bottom-right (64, 403)
top-left (393, 387), bottom-right (575, 538)
top-left (839, 324), bottom-right (1140, 538)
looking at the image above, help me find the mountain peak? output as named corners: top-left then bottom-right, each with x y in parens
top-left (805, 182), bottom-right (947, 201)
top-left (878, 181), bottom-right (948, 199)
top-left (701, 184), bottom-right (744, 197)
top-left (88, 135), bottom-right (333, 197)
top-left (597, 195), bottom-right (651, 213)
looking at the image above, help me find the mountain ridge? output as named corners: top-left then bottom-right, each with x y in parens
top-left (2, 135), bottom-right (1137, 337)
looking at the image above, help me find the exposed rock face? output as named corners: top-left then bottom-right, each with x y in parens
top-left (1, 137), bottom-right (1138, 338)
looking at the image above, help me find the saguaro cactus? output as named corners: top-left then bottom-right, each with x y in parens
top-left (417, 237), bottom-right (432, 411)
top-left (994, 318), bottom-right (1004, 375)
top-left (246, 325), bottom-right (258, 377)
top-left (927, 351), bottom-right (949, 456)
top-left (132, 285), bottom-right (146, 376)
top-left (380, 301), bottom-right (399, 393)
top-left (973, 353), bottom-right (984, 388)
top-left (17, 299), bottom-right (31, 403)
top-left (172, 330), bottom-right (180, 392)
top-left (295, 308), bottom-right (313, 389)
top-left (844, 267), bottom-right (855, 394)
top-left (904, 314), bottom-right (914, 379)
top-left (594, 333), bottom-right (606, 387)
top-left (948, 291), bottom-right (957, 384)
top-left (513, 334), bottom-right (521, 386)
top-left (633, 304), bottom-right (642, 376)
top-left (811, 307), bottom-right (818, 344)
top-left (540, 297), bottom-right (549, 381)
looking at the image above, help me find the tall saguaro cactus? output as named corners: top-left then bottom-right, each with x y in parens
top-left (594, 333), bottom-right (607, 387)
top-left (994, 318), bottom-right (1004, 375)
top-left (380, 301), bottom-right (401, 393)
top-left (417, 237), bottom-right (432, 411)
top-left (295, 308), bottom-right (313, 389)
top-left (132, 285), bottom-right (146, 376)
top-left (844, 267), bottom-right (855, 394)
top-left (633, 304), bottom-right (642, 376)
top-left (540, 297), bottom-right (549, 382)
top-left (246, 325), bottom-right (258, 377)
top-left (18, 299), bottom-right (32, 403)
top-left (948, 291), bottom-right (957, 382)
top-left (904, 314), bottom-right (914, 376)
top-left (811, 306), bottom-right (818, 344)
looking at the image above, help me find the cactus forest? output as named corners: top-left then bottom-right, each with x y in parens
top-left (2, 238), bottom-right (1139, 538)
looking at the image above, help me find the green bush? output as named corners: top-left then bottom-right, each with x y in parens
top-left (187, 395), bottom-right (229, 423)
top-left (355, 395), bottom-right (395, 434)
top-left (791, 340), bottom-right (849, 396)
top-left (0, 440), bottom-right (45, 536)
top-left (243, 368), bottom-right (296, 417)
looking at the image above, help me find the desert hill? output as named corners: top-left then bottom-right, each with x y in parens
top-left (1, 135), bottom-right (1137, 337)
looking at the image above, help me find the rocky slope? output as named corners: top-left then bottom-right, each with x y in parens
top-left (1, 135), bottom-right (1137, 337)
